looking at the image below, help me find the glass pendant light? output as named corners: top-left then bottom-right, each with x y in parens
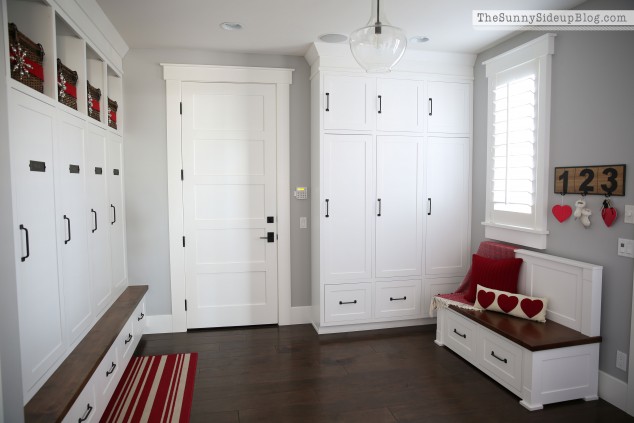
top-left (349, 0), bottom-right (407, 73)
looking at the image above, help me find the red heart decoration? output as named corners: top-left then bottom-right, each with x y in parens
top-left (601, 207), bottom-right (617, 227)
top-left (497, 294), bottom-right (519, 313)
top-left (520, 298), bottom-right (544, 318)
top-left (477, 290), bottom-right (496, 309)
top-left (552, 204), bottom-right (573, 223)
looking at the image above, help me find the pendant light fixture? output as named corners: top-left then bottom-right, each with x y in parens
top-left (349, 0), bottom-right (407, 73)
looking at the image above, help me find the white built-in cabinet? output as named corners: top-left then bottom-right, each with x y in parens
top-left (5, 0), bottom-right (128, 405)
top-left (310, 60), bottom-right (472, 333)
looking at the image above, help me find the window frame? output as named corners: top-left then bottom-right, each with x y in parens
top-left (482, 34), bottom-right (556, 250)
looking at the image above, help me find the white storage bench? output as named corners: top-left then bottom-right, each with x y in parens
top-left (434, 249), bottom-right (603, 411)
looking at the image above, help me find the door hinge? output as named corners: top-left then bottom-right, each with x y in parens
top-left (180, 102), bottom-right (182, 115)
top-left (182, 236), bottom-right (186, 247)
top-left (185, 299), bottom-right (187, 311)
top-left (181, 169), bottom-right (184, 180)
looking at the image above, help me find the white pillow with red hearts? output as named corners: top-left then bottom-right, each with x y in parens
top-left (473, 285), bottom-right (548, 323)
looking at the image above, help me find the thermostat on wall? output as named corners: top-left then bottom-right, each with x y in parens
top-left (294, 187), bottom-right (308, 200)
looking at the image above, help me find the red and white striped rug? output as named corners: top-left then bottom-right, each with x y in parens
top-left (101, 353), bottom-right (197, 423)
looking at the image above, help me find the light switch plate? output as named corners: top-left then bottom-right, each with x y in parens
top-left (618, 238), bottom-right (634, 258)
top-left (625, 205), bottom-right (634, 224)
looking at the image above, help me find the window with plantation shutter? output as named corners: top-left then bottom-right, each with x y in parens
top-left (482, 34), bottom-right (555, 250)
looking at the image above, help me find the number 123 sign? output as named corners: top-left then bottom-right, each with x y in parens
top-left (554, 165), bottom-right (625, 196)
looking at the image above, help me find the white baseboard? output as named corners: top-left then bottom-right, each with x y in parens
top-left (289, 306), bottom-right (312, 325)
top-left (599, 370), bottom-right (628, 412)
top-left (144, 314), bottom-right (174, 334)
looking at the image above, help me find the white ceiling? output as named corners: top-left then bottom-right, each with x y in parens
top-left (96, 0), bottom-right (586, 56)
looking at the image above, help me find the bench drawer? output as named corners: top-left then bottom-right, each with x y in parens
top-left (324, 283), bottom-right (372, 322)
top-left (444, 309), bottom-right (478, 363)
top-left (375, 280), bottom-right (421, 319)
top-left (480, 329), bottom-right (523, 393)
top-left (118, 320), bottom-right (135, 364)
top-left (94, 346), bottom-right (121, 411)
top-left (62, 382), bottom-right (97, 423)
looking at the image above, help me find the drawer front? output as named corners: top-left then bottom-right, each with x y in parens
top-left (480, 329), bottom-right (523, 393)
top-left (444, 310), bottom-right (477, 363)
top-left (375, 280), bottom-right (421, 319)
top-left (324, 283), bottom-right (372, 322)
top-left (62, 382), bottom-right (97, 423)
top-left (132, 299), bottom-right (146, 338)
top-left (94, 346), bottom-right (121, 411)
top-left (118, 320), bottom-right (135, 364)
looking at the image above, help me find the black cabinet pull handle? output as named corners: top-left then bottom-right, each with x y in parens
top-left (453, 328), bottom-right (466, 339)
top-left (325, 92), bottom-right (330, 112)
top-left (428, 98), bottom-right (433, 116)
top-left (106, 362), bottom-right (116, 376)
top-left (325, 199), bottom-right (330, 218)
top-left (91, 209), bottom-right (97, 233)
top-left (491, 351), bottom-right (508, 363)
top-left (427, 198), bottom-right (432, 216)
top-left (377, 198), bottom-right (382, 216)
top-left (124, 333), bottom-right (133, 344)
top-left (19, 224), bottom-right (30, 262)
top-left (378, 95), bottom-right (382, 114)
top-left (138, 312), bottom-right (145, 321)
top-left (339, 300), bottom-right (357, 305)
top-left (64, 215), bottom-right (71, 244)
top-left (111, 204), bottom-right (116, 225)
top-left (390, 296), bottom-right (407, 301)
top-left (78, 403), bottom-right (93, 422)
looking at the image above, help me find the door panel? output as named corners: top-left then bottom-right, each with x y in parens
top-left (182, 82), bottom-right (278, 328)
top-left (107, 134), bottom-right (127, 293)
top-left (427, 82), bottom-right (471, 134)
top-left (323, 74), bottom-right (375, 130)
top-left (376, 79), bottom-right (424, 132)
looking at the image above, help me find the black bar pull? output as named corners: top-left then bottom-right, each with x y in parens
top-left (64, 215), bottom-right (71, 244)
top-left (106, 362), bottom-right (116, 376)
top-left (325, 199), bottom-right (330, 218)
top-left (339, 300), bottom-right (357, 305)
top-left (325, 92), bottom-right (330, 112)
top-left (19, 224), bottom-right (30, 262)
top-left (91, 209), bottom-right (97, 233)
top-left (491, 351), bottom-right (508, 363)
top-left (390, 296), bottom-right (407, 301)
top-left (453, 328), bottom-right (466, 339)
top-left (428, 98), bottom-right (433, 116)
top-left (111, 204), bottom-right (116, 225)
top-left (378, 95), bottom-right (382, 114)
top-left (124, 333), bottom-right (133, 344)
top-left (377, 198), bottom-right (382, 216)
top-left (427, 198), bottom-right (432, 216)
top-left (78, 404), bottom-right (93, 422)
top-left (137, 312), bottom-right (145, 322)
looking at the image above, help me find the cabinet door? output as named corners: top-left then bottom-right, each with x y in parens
top-left (322, 134), bottom-right (373, 281)
top-left (323, 74), bottom-right (375, 130)
top-left (425, 137), bottom-right (470, 276)
top-left (427, 81), bottom-right (470, 134)
top-left (85, 124), bottom-right (112, 316)
top-left (375, 136), bottom-right (423, 278)
top-left (107, 133), bottom-right (127, 294)
top-left (9, 90), bottom-right (64, 394)
top-left (376, 79), bottom-right (425, 132)
top-left (56, 111), bottom-right (92, 346)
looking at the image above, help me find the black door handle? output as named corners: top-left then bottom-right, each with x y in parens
top-left (325, 199), bottom-right (330, 218)
top-left (427, 198), bottom-right (432, 216)
top-left (429, 98), bottom-right (433, 116)
top-left (63, 215), bottom-right (71, 244)
top-left (78, 403), bottom-right (93, 422)
top-left (124, 333), bottom-right (133, 344)
top-left (106, 362), bottom-right (116, 377)
top-left (19, 224), bottom-right (30, 262)
top-left (91, 209), bottom-right (97, 233)
top-left (377, 198), bottom-right (382, 216)
top-left (325, 92), bottom-right (330, 112)
top-left (378, 95), bottom-right (382, 114)
top-left (339, 300), bottom-right (357, 305)
top-left (137, 312), bottom-right (145, 321)
top-left (111, 204), bottom-right (116, 225)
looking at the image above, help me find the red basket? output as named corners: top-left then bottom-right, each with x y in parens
top-left (8, 23), bottom-right (45, 93)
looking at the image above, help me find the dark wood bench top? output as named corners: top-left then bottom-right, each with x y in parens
top-left (449, 305), bottom-right (601, 352)
top-left (24, 285), bottom-right (148, 423)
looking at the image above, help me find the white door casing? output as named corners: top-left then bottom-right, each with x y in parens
top-left (163, 65), bottom-right (293, 332)
top-left (181, 82), bottom-right (278, 328)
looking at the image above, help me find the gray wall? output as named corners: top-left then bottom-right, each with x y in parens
top-left (472, 0), bottom-right (634, 381)
top-left (123, 49), bottom-right (311, 315)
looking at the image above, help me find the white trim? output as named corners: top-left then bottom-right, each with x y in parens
top-left (483, 222), bottom-right (549, 250)
top-left (600, 370), bottom-right (628, 412)
top-left (290, 306), bottom-right (312, 325)
top-left (144, 315), bottom-right (173, 335)
top-left (483, 34), bottom-right (556, 75)
top-left (628, 269), bottom-right (634, 416)
top-left (313, 318), bottom-right (436, 334)
top-left (163, 64), bottom-right (293, 332)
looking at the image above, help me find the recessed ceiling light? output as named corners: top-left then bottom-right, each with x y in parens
top-left (318, 33), bottom-right (348, 43)
top-left (410, 36), bottom-right (430, 44)
top-left (220, 22), bottom-right (243, 31)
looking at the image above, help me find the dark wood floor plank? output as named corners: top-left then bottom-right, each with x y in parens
top-left (134, 323), bottom-right (634, 423)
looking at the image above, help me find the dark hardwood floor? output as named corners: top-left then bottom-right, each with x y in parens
top-left (135, 324), bottom-right (633, 423)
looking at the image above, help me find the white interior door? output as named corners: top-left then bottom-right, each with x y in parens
top-left (182, 82), bottom-right (278, 328)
